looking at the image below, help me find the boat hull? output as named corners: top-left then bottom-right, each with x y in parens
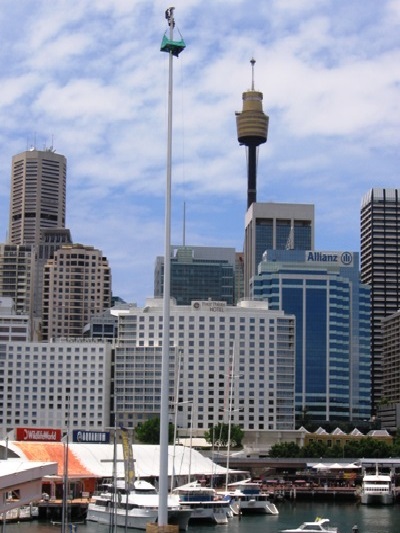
top-left (360, 493), bottom-right (394, 505)
top-left (178, 502), bottom-right (229, 524)
top-left (228, 496), bottom-right (279, 515)
top-left (86, 505), bottom-right (192, 531)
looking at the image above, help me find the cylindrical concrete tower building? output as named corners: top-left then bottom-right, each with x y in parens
top-left (236, 58), bottom-right (269, 209)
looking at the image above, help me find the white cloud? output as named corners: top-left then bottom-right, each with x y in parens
top-left (0, 0), bottom-right (399, 304)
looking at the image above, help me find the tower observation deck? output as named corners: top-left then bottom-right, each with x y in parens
top-left (236, 58), bottom-right (269, 209)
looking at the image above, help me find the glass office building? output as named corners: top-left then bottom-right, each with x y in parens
top-left (154, 246), bottom-right (236, 305)
top-left (252, 249), bottom-right (371, 424)
top-left (244, 202), bottom-right (314, 297)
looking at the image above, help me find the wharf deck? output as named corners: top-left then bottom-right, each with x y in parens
top-left (37, 498), bottom-right (89, 521)
top-left (264, 484), bottom-right (400, 502)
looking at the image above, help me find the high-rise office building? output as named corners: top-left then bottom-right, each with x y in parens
top-left (41, 244), bottom-right (112, 340)
top-left (252, 249), bottom-right (371, 424)
top-left (0, 243), bottom-right (34, 316)
top-left (360, 188), bottom-right (400, 413)
top-left (244, 202), bottom-right (315, 296)
top-left (154, 246), bottom-right (236, 305)
top-left (33, 228), bottom-right (73, 319)
top-left (380, 310), bottom-right (400, 431)
top-left (8, 149), bottom-right (67, 246)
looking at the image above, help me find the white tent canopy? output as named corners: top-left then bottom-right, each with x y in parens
top-left (4, 441), bottom-right (244, 480)
top-left (310, 462), bottom-right (330, 470)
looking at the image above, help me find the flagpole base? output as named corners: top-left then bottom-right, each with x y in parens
top-left (146, 524), bottom-right (179, 533)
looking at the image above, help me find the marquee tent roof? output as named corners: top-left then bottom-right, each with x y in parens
top-left (2, 441), bottom-right (236, 480)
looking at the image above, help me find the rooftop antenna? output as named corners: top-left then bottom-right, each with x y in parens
top-left (250, 57), bottom-right (255, 90)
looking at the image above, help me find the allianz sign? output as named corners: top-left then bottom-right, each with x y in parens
top-left (306, 251), bottom-right (353, 266)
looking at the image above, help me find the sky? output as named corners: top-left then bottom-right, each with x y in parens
top-left (0, 0), bottom-right (399, 306)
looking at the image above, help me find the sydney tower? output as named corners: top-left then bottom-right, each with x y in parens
top-left (236, 58), bottom-right (269, 209)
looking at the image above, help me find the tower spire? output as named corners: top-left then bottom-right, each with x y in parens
top-left (250, 57), bottom-right (256, 90)
top-left (236, 58), bottom-right (269, 209)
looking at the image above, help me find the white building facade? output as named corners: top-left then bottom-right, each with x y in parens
top-left (0, 340), bottom-right (112, 434)
top-left (113, 299), bottom-right (296, 433)
top-left (0, 297), bottom-right (30, 342)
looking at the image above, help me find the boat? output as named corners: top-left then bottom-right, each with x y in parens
top-left (4, 504), bottom-right (38, 522)
top-left (220, 479), bottom-right (279, 515)
top-left (360, 466), bottom-right (394, 504)
top-left (86, 479), bottom-right (192, 531)
top-left (281, 517), bottom-right (338, 532)
top-left (173, 481), bottom-right (230, 524)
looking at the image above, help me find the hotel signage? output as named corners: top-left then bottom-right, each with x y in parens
top-left (16, 427), bottom-right (62, 441)
top-left (306, 251), bottom-right (353, 266)
top-left (192, 301), bottom-right (227, 312)
top-left (72, 430), bottom-right (110, 443)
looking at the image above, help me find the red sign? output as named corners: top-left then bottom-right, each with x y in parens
top-left (16, 427), bottom-right (62, 442)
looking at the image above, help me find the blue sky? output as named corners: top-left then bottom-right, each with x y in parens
top-left (0, 0), bottom-right (399, 305)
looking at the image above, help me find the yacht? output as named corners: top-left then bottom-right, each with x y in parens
top-left (86, 479), bottom-right (192, 531)
top-left (220, 479), bottom-right (279, 515)
top-left (173, 481), bottom-right (230, 524)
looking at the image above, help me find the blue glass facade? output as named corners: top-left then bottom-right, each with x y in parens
top-left (252, 250), bottom-right (371, 424)
top-left (255, 219), bottom-right (313, 273)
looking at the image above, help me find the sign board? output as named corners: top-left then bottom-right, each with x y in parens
top-left (16, 427), bottom-right (62, 441)
top-left (305, 251), bottom-right (353, 267)
top-left (72, 430), bottom-right (110, 443)
top-left (192, 300), bottom-right (227, 312)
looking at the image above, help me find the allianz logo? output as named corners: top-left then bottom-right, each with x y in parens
top-left (306, 251), bottom-right (353, 265)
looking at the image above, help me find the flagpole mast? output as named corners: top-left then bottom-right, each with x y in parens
top-left (158, 6), bottom-right (185, 529)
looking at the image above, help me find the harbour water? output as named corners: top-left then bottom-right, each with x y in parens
top-left (2, 501), bottom-right (398, 533)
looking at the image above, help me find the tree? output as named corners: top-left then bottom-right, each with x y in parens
top-left (269, 441), bottom-right (301, 458)
top-left (204, 422), bottom-right (244, 448)
top-left (135, 417), bottom-right (174, 444)
top-left (300, 440), bottom-right (329, 458)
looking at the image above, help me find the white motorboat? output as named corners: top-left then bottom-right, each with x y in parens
top-left (5, 504), bottom-right (37, 522)
top-left (281, 517), bottom-right (338, 532)
top-left (220, 479), bottom-right (279, 515)
top-left (360, 468), bottom-right (394, 504)
top-left (86, 479), bottom-right (192, 531)
top-left (173, 481), bottom-right (230, 524)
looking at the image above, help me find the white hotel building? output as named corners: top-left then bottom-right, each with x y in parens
top-left (113, 298), bottom-right (296, 433)
top-left (0, 340), bottom-right (112, 434)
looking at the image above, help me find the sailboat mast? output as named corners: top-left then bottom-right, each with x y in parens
top-left (225, 346), bottom-right (235, 490)
top-left (61, 399), bottom-right (70, 533)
